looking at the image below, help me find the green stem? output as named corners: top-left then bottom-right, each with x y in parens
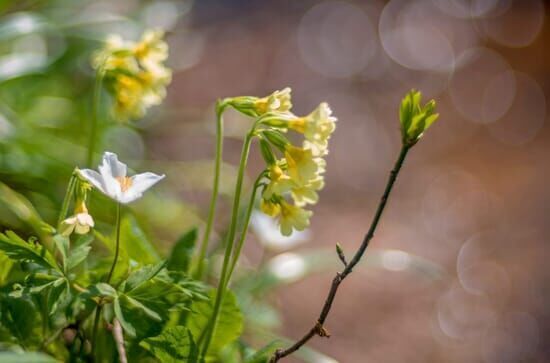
top-left (57, 171), bottom-right (77, 228)
top-left (226, 173), bottom-right (264, 282)
top-left (86, 68), bottom-right (104, 167)
top-left (195, 101), bottom-right (227, 280)
top-left (91, 202), bottom-right (121, 359)
top-left (106, 202), bottom-right (121, 284)
top-left (199, 132), bottom-right (254, 357)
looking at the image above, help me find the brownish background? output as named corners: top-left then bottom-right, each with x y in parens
top-left (147, 0), bottom-right (549, 362)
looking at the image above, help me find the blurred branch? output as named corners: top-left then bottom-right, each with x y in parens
top-left (270, 145), bottom-right (411, 362)
top-left (112, 319), bottom-right (127, 363)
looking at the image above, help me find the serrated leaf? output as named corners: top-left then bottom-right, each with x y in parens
top-left (140, 326), bottom-right (198, 363)
top-left (124, 261), bottom-right (167, 293)
top-left (0, 231), bottom-right (60, 271)
top-left (188, 290), bottom-right (243, 356)
top-left (0, 293), bottom-right (39, 345)
top-left (66, 237), bottom-right (92, 271)
top-left (114, 297), bottom-right (136, 337)
top-left (167, 228), bottom-right (197, 273)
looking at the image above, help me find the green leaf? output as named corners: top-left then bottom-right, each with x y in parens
top-left (0, 231), bottom-right (60, 271)
top-left (120, 214), bottom-right (160, 265)
top-left (140, 326), bottom-right (198, 363)
top-left (0, 352), bottom-right (57, 363)
top-left (114, 296), bottom-right (136, 337)
top-left (0, 251), bottom-right (14, 284)
top-left (0, 181), bottom-right (48, 236)
top-left (124, 261), bottom-right (167, 293)
top-left (53, 234), bottom-right (69, 271)
top-left (167, 228), bottom-right (197, 272)
top-left (66, 237), bottom-right (92, 270)
top-left (188, 290), bottom-right (243, 357)
top-left (121, 295), bottom-right (162, 321)
top-left (0, 293), bottom-right (39, 345)
top-left (88, 283), bottom-right (118, 299)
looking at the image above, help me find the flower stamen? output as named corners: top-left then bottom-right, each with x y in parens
top-left (116, 176), bottom-right (133, 192)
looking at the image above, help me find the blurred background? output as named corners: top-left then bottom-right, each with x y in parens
top-left (0, 0), bottom-right (548, 362)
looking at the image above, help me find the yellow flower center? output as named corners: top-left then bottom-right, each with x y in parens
top-left (116, 176), bottom-right (133, 192)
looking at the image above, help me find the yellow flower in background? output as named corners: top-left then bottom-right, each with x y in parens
top-left (92, 29), bottom-right (172, 121)
top-left (279, 200), bottom-right (312, 236)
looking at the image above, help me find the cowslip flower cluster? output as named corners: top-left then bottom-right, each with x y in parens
top-left (229, 89), bottom-right (337, 236)
top-left (92, 29), bottom-right (171, 121)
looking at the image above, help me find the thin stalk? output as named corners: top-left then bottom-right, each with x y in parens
top-left (57, 172), bottom-right (77, 228)
top-left (226, 173), bottom-right (265, 282)
top-left (91, 202), bottom-right (121, 359)
top-left (199, 132), bottom-right (254, 357)
top-left (106, 202), bottom-right (122, 284)
top-left (86, 68), bottom-right (104, 167)
top-left (270, 145), bottom-right (411, 362)
top-left (195, 101), bottom-right (227, 279)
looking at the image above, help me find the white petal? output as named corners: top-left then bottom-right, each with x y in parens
top-left (98, 156), bottom-right (122, 199)
top-left (119, 172), bottom-right (165, 204)
top-left (129, 172), bottom-right (165, 195)
top-left (102, 151), bottom-right (127, 178)
top-left (79, 169), bottom-right (107, 195)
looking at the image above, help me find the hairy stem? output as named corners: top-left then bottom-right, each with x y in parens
top-left (270, 145), bottom-right (410, 362)
top-left (199, 132), bottom-right (254, 357)
top-left (195, 101), bottom-right (227, 279)
top-left (86, 68), bottom-right (104, 167)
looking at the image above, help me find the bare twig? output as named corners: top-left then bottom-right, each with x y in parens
top-left (270, 145), bottom-right (410, 362)
top-left (112, 319), bottom-right (128, 363)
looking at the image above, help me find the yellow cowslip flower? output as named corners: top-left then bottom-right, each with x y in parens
top-left (291, 177), bottom-right (324, 206)
top-left (263, 162), bottom-right (294, 200)
top-left (225, 88), bottom-right (292, 117)
top-left (260, 199), bottom-right (281, 217)
top-left (288, 102), bottom-right (336, 154)
top-left (279, 200), bottom-right (312, 236)
top-left (284, 145), bottom-right (324, 185)
top-left (92, 29), bottom-right (171, 121)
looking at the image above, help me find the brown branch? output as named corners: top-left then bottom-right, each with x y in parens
top-left (112, 319), bottom-right (128, 363)
top-left (270, 145), bottom-right (410, 362)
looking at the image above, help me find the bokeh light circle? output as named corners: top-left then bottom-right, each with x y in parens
top-left (297, 1), bottom-right (377, 78)
top-left (486, 72), bottom-right (546, 146)
top-left (449, 47), bottom-right (516, 124)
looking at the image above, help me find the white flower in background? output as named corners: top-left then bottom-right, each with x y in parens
top-left (250, 211), bottom-right (310, 251)
top-left (79, 151), bottom-right (165, 204)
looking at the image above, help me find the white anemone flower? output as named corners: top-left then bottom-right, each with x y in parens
top-left (79, 151), bottom-right (165, 204)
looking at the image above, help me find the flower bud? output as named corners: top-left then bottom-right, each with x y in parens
top-left (399, 89), bottom-right (439, 146)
